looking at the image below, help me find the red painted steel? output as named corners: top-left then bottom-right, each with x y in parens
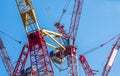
top-left (54, 0), bottom-right (83, 76)
top-left (80, 55), bottom-right (94, 76)
top-left (16, 0), bottom-right (54, 75)
top-left (55, 23), bottom-right (68, 42)
top-left (28, 30), bottom-right (54, 76)
top-left (12, 44), bottom-right (29, 76)
top-left (67, 46), bottom-right (78, 76)
top-left (0, 38), bottom-right (14, 76)
top-left (68, 0), bottom-right (83, 44)
top-left (102, 36), bottom-right (120, 76)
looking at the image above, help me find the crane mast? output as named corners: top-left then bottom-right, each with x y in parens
top-left (68, 0), bottom-right (83, 44)
top-left (0, 37), bottom-right (14, 76)
top-left (55, 0), bottom-right (83, 43)
top-left (79, 55), bottom-right (94, 76)
top-left (67, 1), bottom-right (82, 76)
top-left (53, 0), bottom-right (83, 76)
top-left (15, 0), bottom-right (54, 75)
top-left (55, 23), bottom-right (68, 42)
top-left (12, 44), bottom-right (29, 75)
top-left (0, 0), bottom-right (83, 76)
top-left (102, 36), bottom-right (120, 76)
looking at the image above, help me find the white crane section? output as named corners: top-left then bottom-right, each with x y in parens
top-left (108, 49), bottom-right (118, 66)
top-left (102, 36), bottom-right (120, 76)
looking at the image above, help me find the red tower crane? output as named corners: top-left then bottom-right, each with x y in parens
top-left (79, 55), bottom-right (94, 76)
top-left (0, 37), bottom-right (14, 76)
top-left (12, 0), bottom-right (57, 75)
top-left (13, 0), bottom-right (66, 75)
top-left (50, 0), bottom-right (83, 76)
top-left (102, 36), bottom-right (120, 76)
top-left (1, 0), bottom-right (84, 76)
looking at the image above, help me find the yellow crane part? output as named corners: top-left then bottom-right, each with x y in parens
top-left (16, 0), bottom-right (66, 51)
top-left (16, 0), bottom-right (39, 34)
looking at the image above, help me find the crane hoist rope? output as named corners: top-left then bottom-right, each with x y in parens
top-left (82, 33), bottom-right (120, 55)
top-left (14, 0), bottom-right (67, 75)
top-left (58, 0), bottom-right (71, 22)
top-left (0, 30), bottom-right (24, 44)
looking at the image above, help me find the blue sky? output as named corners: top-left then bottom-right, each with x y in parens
top-left (0, 0), bottom-right (120, 76)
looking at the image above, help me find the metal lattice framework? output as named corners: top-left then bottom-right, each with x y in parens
top-left (102, 36), bottom-right (120, 76)
top-left (14, 0), bottom-right (54, 75)
top-left (54, 0), bottom-right (83, 76)
top-left (0, 38), bottom-right (14, 76)
top-left (12, 44), bottom-right (29, 75)
top-left (0, 0), bottom-right (84, 76)
top-left (80, 55), bottom-right (94, 76)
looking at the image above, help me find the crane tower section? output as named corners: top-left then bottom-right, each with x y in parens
top-left (16, 0), bottom-right (54, 76)
top-left (52, 0), bottom-right (83, 76)
top-left (102, 36), bottom-right (120, 76)
top-left (0, 37), bottom-right (14, 76)
top-left (79, 55), bottom-right (94, 76)
top-left (12, 44), bottom-right (29, 75)
top-left (68, 0), bottom-right (83, 44)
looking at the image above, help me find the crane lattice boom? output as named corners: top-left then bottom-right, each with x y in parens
top-left (15, 0), bottom-right (54, 75)
top-left (12, 44), bottom-right (29, 75)
top-left (79, 55), bottom-right (94, 76)
top-left (55, 0), bottom-right (83, 44)
top-left (0, 38), bottom-right (14, 76)
top-left (102, 36), bottom-right (120, 76)
top-left (68, 0), bottom-right (83, 43)
top-left (53, 0), bottom-right (83, 76)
